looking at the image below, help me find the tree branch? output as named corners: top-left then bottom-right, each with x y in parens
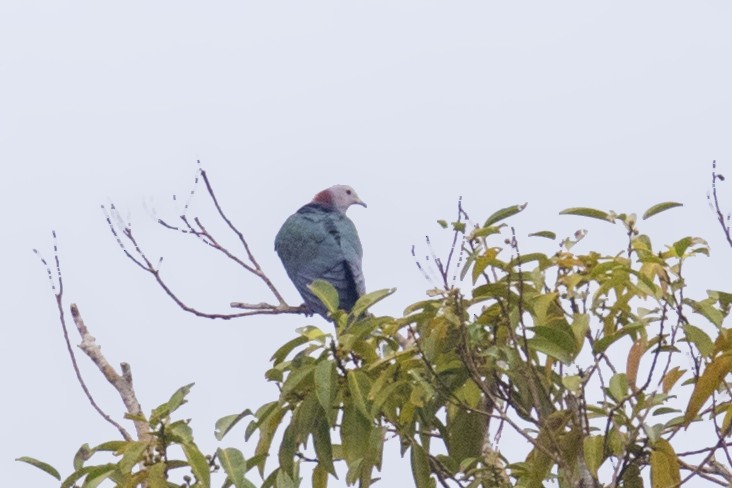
top-left (35, 234), bottom-right (138, 441)
top-left (102, 163), bottom-right (307, 319)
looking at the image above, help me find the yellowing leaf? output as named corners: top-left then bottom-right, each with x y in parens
top-left (722, 404), bottom-right (732, 434)
top-left (661, 367), bottom-right (685, 394)
top-left (650, 439), bottom-right (680, 488)
top-left (626, 337), bottom-right (647, 390)
top-left (684, 354), bottom-right (732, 426)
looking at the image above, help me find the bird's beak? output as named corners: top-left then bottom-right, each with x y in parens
top-left (356, 199), bottom-right (367, 208)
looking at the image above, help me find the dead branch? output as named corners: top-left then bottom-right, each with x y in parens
top-left (35, 234), bottom-right (146, 442)
top-left (104, 162), bottom-right (306, 320)
top-left (70, 304), bottom-right (149, 442)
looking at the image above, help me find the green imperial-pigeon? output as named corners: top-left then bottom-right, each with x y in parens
top-left (275, 185), bottom-right (367, 318)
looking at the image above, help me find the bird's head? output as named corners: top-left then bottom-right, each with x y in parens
top-left (313, 185), bottom-right (367, 214)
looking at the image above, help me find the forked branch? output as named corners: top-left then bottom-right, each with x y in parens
top-left (104, 162), bottom-right (306, 320)
top-left (35, 234), bottom-right (147, 442)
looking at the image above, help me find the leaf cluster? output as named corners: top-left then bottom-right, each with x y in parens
top-left (23, 201), bottom-right (732, 488)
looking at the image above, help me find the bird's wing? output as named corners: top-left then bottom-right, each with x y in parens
top-left (275, 206), bottom-right (364, 314)
top-left (330, 215), bottom-right (366, 297)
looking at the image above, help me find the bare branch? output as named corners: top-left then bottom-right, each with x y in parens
top-left (199, 167), bottom-right (287, 304)
top-left (103, 162), bottom-right (307, 320)
top-left (709, 160), bottom-right (732, 249)
top-left (70, 303), bottom-right (150, 442)
top-left (35, 235), bottom-right (134, 441)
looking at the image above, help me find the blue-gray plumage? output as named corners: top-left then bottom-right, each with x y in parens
top-left (275, 185), bottom-right (367, 318)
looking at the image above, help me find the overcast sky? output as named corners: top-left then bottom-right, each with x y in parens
top-left (4, 2), bottom-right (732, 486)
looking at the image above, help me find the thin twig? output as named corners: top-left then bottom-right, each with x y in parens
top-left (199, 167), bottom-right (287, 305)
top-left (709, 160), bottom-right (732, 248)
top-left (35, 234), bottom-right (133, 441)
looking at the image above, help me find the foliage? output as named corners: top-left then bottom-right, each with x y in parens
top-left (22, 199), bottom-right (732, 487)
top-left (218, 201), bottom-right (732, 487)
top-left (19, 384), bottom-right (261, 488)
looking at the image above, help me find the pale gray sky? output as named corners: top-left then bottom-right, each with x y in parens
top-left (4, 2), bottom-right (732, 486)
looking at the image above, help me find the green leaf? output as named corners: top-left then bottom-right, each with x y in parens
top-left (684, 354), bottom-right (732, 426)
top-left (147, 463), bottom-right (167, 488)
top-left (217, 447), bottom-right (256, 488)
top-left (683, 324), bottom-right (714, 358)
top-left (620, 463), bottom-right (642, 488)
top-left (650, 439), bottom-right (680, 488)
top-left (532, 292), bottom-right (559, 325)
top-left (270, 335), bottom-right (309, 365)
top-left (291, 392), bottom-right (321, 444)
top-left (686, 298), bottom-right (724, 327)
top-left (296, 325), bottom-right (328, 341)
top-left (150, 383), bottom-right (194, 426)
top-left (216, 410), bottom-right (253, 441)
top-left (15, 457), bottom-right (61, 480)
top-left (278, 424), bottom-right (297, 477)
top-left (446, 407), bottom-right (486, 464)
top-left (583, 436), bottom-right (604, 477)
top-left (182, 442), bottom-right (211, 487)
top-left (347, 370), bottom-right (373, 420)
top-left (308, 280), bottom-right (340, 314)
top-left (275, 470), bottom-right (296, 488)
top-left (313, 416), bottom-right (337, 476)
top-left (73, 443), bottom-right (92, 471)
top-left (342, 401), bottom-right (372, 465)
top-left (351, 288), bottom-right (396, 318)
top-left (247, 400), bottom-right (280, 440)
top-left (410, 443), bottom-right (433, 488)
top-left (167, 420), bottom-right (194, 443)
top-left (312, 463), bottom-right (329, 488)
top-left (118, 441), bottom-right (148, 474)
top-left (483, 203), bottom-right (527, 227)
top-left (281, 364), bottom-right (315, 397)
top-left (559, 207), bottom-right (614, 222)
top-left (315, 360), bottom-right (336, 426)
top-left (92, 441), bottom-right (126, 452)
top-left (529, 326), bottom-right (577, 364)
top-left (370, 380), bottom-right (405, 416)
top-left (80, 463), bottom-right (116, 488)
top-left (609, 373), bottom-right (629, 402)
top-left (167, 382), bottom-right (194, 413)
top-left (58, 465), bottom-right (113, 488)
top-left (528, 230), bottom-right (556, 240)
top-left (562, 375), bottom-right (581, 394)
top-left (643, 201), bottom-right (683, 220)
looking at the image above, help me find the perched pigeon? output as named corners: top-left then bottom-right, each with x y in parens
top-left (275, 185), bottom-right (367, 318)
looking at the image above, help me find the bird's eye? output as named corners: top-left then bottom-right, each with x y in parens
top-left (346, 190), bottom-right (352, 195)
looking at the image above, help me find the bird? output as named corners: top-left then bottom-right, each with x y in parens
top-left (275, 185), bottom-right (367, 318)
